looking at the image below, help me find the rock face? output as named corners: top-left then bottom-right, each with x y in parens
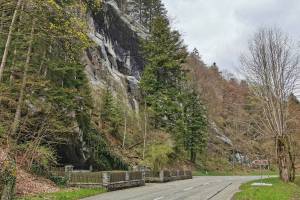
top-left (209, 121), bottom-right (233, 146)
top-left (57, 0), bottom-right (146, 169)
top-left (83, 0), bottom-right (147, 111)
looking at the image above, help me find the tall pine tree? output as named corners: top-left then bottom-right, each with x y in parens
top-left (182, 88), bottom-right (208, 163)
top-left (140, 16), bottom-right (187, 130)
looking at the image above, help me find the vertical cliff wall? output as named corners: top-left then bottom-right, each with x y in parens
top-left (56, 0), bottom-right (148, 169)
top-left (83, 0), bottom-right (148, 112)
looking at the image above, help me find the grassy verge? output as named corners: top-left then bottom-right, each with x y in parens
top-left (18, 188), bottom-right (106, 200)
top-left (193, 169), bottom-right (278, 176)
top-left (233, 177), bottom-right (300, 200)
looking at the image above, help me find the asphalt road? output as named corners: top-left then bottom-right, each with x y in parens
top-left (83, 176), bottom-right (264, 200)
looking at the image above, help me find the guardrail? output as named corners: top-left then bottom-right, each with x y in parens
top-left (69, 172), bottom-right (102, 187)
top-left (50, 167), bottom-right (145, 190)
top-left (49, 166), bottom-right (192, 190)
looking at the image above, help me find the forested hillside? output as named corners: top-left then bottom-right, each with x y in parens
top-left (0, 0), bottom-right (300, 198)
top-left (0, 0), bottom-right (207, 190)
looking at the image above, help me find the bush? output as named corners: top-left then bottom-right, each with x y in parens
top-left (30, 163), bottom-right (47, 177)
top-left (0, 159), bottom-right (16, 199)
top-left (143, 144), bottom-right (173, 172)
top-left (16, 143), bottom-right (57, 174)
top-left (49, 176), bottom-right (68, 187)
top-left (0, 124), bottom-right (4, 139)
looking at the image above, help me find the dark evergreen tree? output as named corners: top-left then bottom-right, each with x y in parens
top-left (130, 0), bottom-right (167, 29)
top-left (182, 88), bottom-right (208, 163)
top-left (101, 88), bottom-right (122, 137)
top-left (140, 16), bottom-right (187, 130)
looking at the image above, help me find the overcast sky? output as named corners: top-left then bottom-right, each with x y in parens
top-left (162, 0), bottom-right (300, 74)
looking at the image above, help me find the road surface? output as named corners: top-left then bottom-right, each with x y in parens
top-left (83, 176), bottom-right (263, 200)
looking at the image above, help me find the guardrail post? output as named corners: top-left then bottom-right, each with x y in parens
top-left (125, 171), bottom-right (130, 181)
top-left (102, 171), bottom-right (111, 187)
top-left (64, 165), bottom-right (73, 184)
top-left (159, 170), bottom-right (164, 182)
top-left (141, 170), bottom-right (145, 180)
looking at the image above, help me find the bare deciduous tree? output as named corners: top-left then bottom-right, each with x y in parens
top-left (241, 27), bottom-right (300, 182)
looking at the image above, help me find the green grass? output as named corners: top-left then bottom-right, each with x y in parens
top-left (193, 169), bottom-right (278, 176)
top-left (233, 177), bottom-right (300, 200)
top-left (18, 188), bottom-right (106, 200)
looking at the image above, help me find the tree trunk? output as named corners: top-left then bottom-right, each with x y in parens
top-left (0, 0), bottom-right (22, 82)
top-left (38, 49), bottom-right (46, 75)
top-left (122, 110), bottom-right (127, 149)
top-left (190, 150), bottom-right (196, 163)
top-left (287, 136), bottom-right (296, 182)
top-left (0, 9), bottom-right (4, 33)
top-left (9, 48), bottom-right (17, 85)
top-left (10, 20), bottom-right (35, 136)
top-left (277, 136), bottom-right (291, 182)
top-left (142, 100), bottom-right (147, 160)
top-left (9, 3), bottom-right (24, 85)
top-left (139, 0), bottom-right (142, 24)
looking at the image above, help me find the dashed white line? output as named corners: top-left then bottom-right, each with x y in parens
top-left (153, 196), bottom-right (164, 200)
top-left (183, 186), bottom-right (194, 191)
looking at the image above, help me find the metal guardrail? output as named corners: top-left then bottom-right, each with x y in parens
top-left (129, 171), bottom-right (143, 181)
top-left (110, 172), bottom-right (127, 183)
top-left (145, 171), bottom-right (160, 178)
top-left (171, 170), bottom-right (177, 177)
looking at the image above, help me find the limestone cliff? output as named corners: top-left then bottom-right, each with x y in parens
top-left (84, 0), bottom-right (147, 112)
top-left (56, 0), bottom-right (148, 169)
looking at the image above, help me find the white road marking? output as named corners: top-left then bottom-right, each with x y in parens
top-left (183, 186), bottom-right (194, 191)
top-left (153, 196), bottom-right (164, 200)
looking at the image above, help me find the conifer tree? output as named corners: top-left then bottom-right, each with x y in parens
top-left (140, 16), bottom-right (187, 130)
top-left (131, 0), bottom-right (166, 28)
top-left (182, 88), bottom-right (208, 163)
top-left (101, 88), bottom-right (122, 136)
top-left (1, 0), bottom-right (93, 172)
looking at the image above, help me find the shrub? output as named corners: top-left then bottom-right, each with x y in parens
top-left (49, 176), bottom-right (68, 187)
top-left (143, 144), bottom-right (173, 172)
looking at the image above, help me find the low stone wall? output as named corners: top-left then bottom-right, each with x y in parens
top-left (146, 170), bottom-right (192, 183)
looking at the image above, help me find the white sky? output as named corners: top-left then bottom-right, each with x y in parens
top-left (162, 0), bottom-right (300, 74)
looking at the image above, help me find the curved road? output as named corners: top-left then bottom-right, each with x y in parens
top-left (83, 176), bottom-right (263, 200)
